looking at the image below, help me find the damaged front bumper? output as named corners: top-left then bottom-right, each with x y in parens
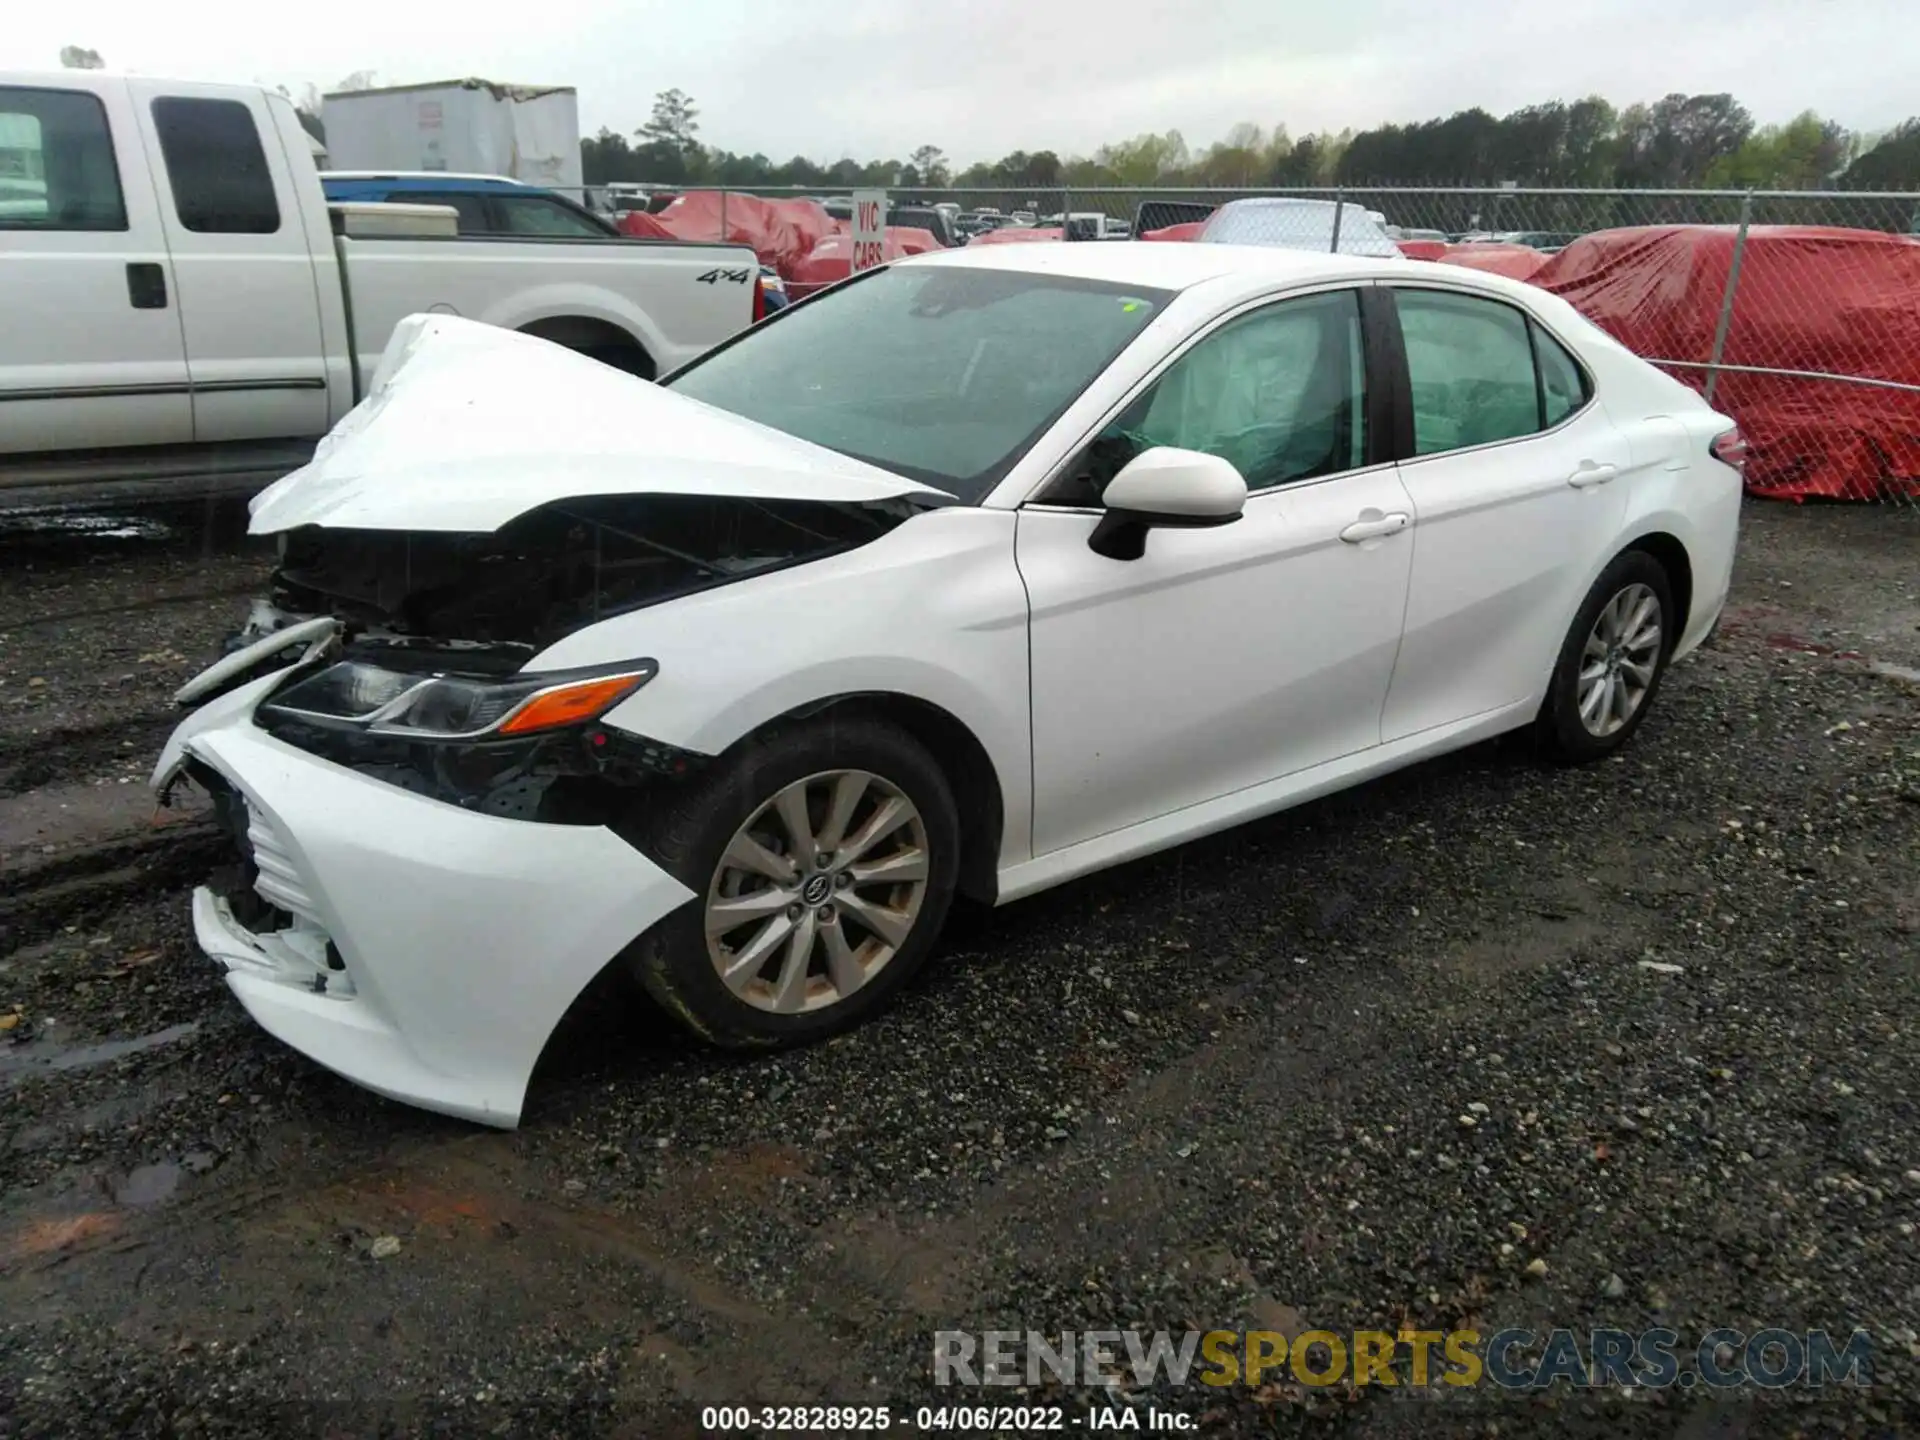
top-left (154, 669), bottom-right (697, 1128)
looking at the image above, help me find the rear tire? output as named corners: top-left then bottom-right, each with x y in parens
top-left (583, 344), bottom-right (656, 380)
top-left (624, 716), bottom-right (960, 1048)
top-left (1535, 550), bottom-right (1675, 764)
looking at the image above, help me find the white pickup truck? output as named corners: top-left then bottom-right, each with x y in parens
top-left (0, 73), bottom-right (760, 506)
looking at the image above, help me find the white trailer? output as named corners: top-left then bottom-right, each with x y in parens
top-left (321, 79), bottom-right (582, 190)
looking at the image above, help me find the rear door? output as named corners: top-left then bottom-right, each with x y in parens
top-left (129, 81), bottom-right (330, 443)
top-left (0, 77), bottom-right (191, 453)
top-left (1377, 283), bottom-right (1635, 741)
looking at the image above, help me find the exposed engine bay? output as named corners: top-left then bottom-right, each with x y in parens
top-left (174, 493), bottom-right (916, 827)
top-left (257, 493), bottom-right (914, 653)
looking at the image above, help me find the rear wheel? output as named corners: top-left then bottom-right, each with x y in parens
top-left (1535, 550), bottom-right (1674, 763)
top-left (626, 717), bottom-right (959, 1047)
top-left (583, 344), bottom-right (656, 380)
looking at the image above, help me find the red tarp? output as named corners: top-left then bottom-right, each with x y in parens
top-left (615, 209), bottom-right (676, 241)
top-left (1396, 238), bottom-right (1450, 260)
top-left (1141, 221), bottom-right (1205, 243)
top-left (617, 191), bottom-right (836, 280)
top-left (968, 226), bottom-right (1064, 245)
top-left (786, 228), bottom-right (943, 299)
top-left (1534, 226), bottom-right (1920, 501)
top-left (1435, 243), bottom-right (1550, 282)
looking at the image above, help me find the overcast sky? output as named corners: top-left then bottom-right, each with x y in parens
top-left (6, 0), bottom-right (1913, 162)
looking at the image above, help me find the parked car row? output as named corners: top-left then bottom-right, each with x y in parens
top-left (319, 172), bottom-right (791, 311)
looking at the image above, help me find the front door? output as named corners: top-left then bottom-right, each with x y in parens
top-left (0, 78), bottom-right (191, 455)
top-left (1017, 286), bottom-right (1416, 857)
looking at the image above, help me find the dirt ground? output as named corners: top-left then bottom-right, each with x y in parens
top-left (1, 498), bottom-right (1917, 1438)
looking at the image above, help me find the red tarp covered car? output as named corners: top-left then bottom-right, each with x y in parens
top-left (1535, 226), bottom-right (1920, 501)
top-left (785, 228), bottom-right (943, 300)
top-left (615, 209), bottom-right (676, 241)
top-left (618, 191), bottom-right (835, 281)
top-left (1437, 243), bottom-right (1550, 282)
top-left (1141, 221), bottom-right (1206, 243)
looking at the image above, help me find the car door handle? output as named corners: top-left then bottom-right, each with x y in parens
top-left (1340, 512), bottom-right (1410, 543)
top-left (126, 262), bottom-right (168, 310)
top-left (1567, 461), bottom-right (1618, 489)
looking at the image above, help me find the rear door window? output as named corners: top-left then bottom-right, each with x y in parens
top-left (0, 86), bottom-right (126, 230)
top-left (150, 97), bottom-right (280, 234)
top-left (1395, 289), bottom-right (1543, 455)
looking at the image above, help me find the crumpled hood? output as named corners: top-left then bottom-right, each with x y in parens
top-left (249, 314), bottom-right (949, 534)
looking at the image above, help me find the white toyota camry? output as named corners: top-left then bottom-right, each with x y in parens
top-left (154, 241), bottom-right (1745, 1127)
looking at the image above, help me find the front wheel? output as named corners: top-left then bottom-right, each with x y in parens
top-left (625, 717), bottom-right (960, 1048)
top-left (1535, 550), bottom-right (1675, 763)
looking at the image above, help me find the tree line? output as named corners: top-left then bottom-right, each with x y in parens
top-left (59, 46), bottom-right (1911, 195)
top-left (583, 89), bottom-right (1920, 193)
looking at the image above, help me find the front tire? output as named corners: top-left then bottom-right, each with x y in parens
top-left (625, 716), bottom-right (960, 1048)
top-left (1535, 550), bottom-right (1675, 763)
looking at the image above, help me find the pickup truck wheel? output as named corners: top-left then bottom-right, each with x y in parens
top-left (625, 718), bottom-right (960, 1048)
top-left (516, 319), bottom-right (655, 380)
top-left (584, 345), bottom-right (655, 380)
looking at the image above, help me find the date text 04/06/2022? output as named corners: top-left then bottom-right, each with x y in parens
top-left (698, 1404), bottom-right (1192, 1431)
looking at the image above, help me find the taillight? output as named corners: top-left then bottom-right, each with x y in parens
top-left (752, 271), bottom-right (766, 323)
top-left (1710, 425), bottom-right (1750, 472)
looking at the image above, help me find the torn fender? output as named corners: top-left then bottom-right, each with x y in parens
top-left (249, 314), bottom-right (951, 535)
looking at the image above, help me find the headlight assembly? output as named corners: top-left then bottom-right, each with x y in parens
top-left (262, 659), bottom-right (656, 741)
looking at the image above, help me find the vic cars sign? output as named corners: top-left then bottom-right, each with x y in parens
top-left (852, 189), bottom-right (887, 273)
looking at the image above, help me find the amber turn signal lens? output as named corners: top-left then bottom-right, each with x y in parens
top-left (497, 673), bottom-right (649, 736)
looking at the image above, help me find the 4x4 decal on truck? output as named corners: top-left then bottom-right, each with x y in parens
top-left (695, 268), bottom-right (754, 285)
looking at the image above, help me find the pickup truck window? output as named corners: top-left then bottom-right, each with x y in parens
top-left (387, 190), bottom-right (491, 233)
top-left (150, 97), bottom-right (280, 234)
top-left (0, 86), bottom-right (126, 231)
top-left (491, 194), bottom-right (613, 238)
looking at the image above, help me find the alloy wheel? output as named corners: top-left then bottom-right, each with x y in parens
top-left (1578, 582), bottom-right (1662, 737)
top-left (704, 769), bottom-right (931, 1014)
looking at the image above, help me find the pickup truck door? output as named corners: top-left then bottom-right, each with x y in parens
top-left (0, 77), bottom-right (192, 454)
top-left (127, 80), bottom-right (330, 444)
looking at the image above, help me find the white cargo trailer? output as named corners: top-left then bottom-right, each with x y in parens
top-left (321, 79), bottom-right (582, 190)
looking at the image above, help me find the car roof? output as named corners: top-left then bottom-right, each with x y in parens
top-left (320, 171), bottom-right (529, 188)
top-left (901, 238), bottom-right (1406, 291)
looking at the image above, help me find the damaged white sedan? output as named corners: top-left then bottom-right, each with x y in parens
top-left (154, 242), bottom-right (1745, 1126)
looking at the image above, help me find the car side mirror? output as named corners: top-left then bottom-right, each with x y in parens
top-left (1088, 447), bottom-right (1248, 561)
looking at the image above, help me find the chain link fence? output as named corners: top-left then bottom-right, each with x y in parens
top-left (589, 182), bottom-right (1920, 504)
top-left (568, 180), bottom-right (1920, 238)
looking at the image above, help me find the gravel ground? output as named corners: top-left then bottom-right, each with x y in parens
top-left (0, 498), bottom-right (1916, 1439)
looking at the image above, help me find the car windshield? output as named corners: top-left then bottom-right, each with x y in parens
top-left (665, 265), bottom-right (1170, 501)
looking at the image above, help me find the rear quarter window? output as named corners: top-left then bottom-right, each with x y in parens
top-left (1533, 323), bottom-right (1592, 428)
